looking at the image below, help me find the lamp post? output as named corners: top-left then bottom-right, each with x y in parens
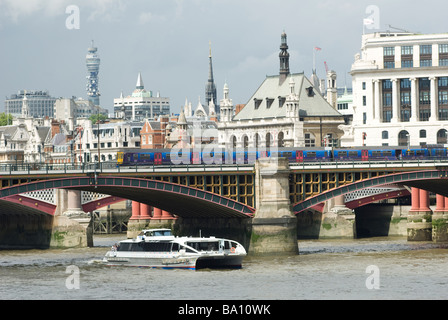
top-left (97, 108), bottom-right (101, 168)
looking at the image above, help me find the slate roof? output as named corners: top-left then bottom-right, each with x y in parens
top-left (233, 73), bottom-right (342, 121)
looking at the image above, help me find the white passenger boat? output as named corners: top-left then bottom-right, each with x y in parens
top-left (103, 228), bottom-right (247, 270)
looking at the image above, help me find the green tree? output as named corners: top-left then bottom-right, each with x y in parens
top-left (0, 113), bottom-right (13, 126)
top-left (89, 113), bottom-right (107, 124)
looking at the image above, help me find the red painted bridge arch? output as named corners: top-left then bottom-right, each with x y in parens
top-left (293, 169), bottom-right (448, 213)
top-left (0, 176), bottom-right (255, 218)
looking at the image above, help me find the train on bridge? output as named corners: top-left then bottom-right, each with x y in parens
top-left (117, 145), bottom-right (448, 166)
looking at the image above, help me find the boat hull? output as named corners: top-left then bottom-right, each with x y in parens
top-left (103, 252), bottom-right (244, 270)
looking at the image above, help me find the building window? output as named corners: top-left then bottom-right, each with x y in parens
top-left (363, 112), bottom-right (367, 124)
top-left (383, 110), bottom-right (392, 123)
top-left (400, 79), bottom-right (411, 89)
top-left (420, 130), bottom-right (426, 138)
top-left (384, 47), bottom-right (395, 56)
top-left (439, 44), bottom-right (448, 53)
top-left (337, 103), bottom-right (348, 110)
top-left (382, 79), bottom-right (392, 90)
top-left (401, 46), bottom-right (413, 55)
top-left (398, 130), bottom-right (409, 147)
top-left (420, 59), bottom-right (432, 67)
top-left (439, 90), bottom-right (448, 105)
top-left (384, 61), bottom-right (395, 69)
top-left (437, 129), bottom-right (447, 144)
top-left (401, 60), bottom-right (413, 68)
top-left (382, 131), bottom-right (388, 139)
top-left (400, 92), bottom-right (411, 105)
top-left (419, 91), bottom-right (431, 105)
top-left (420, 45), bottom-right (432, 54)
top-left (439, 77), bottom-right (448, 87)
top-left (440, 59), bottom-right (448, 66)
top-left (383, 93), bottom-right (392, 106)
top-left (401, 108), bottom-right (411, 122)
top-left (362, 82), bottom-right (366, 90)
top-left (305, 133), bottom-right (315, 147)
top-left (439, 108), bottom-right (448, 120)
top-left (419, 108), bottom-right (431, 121)
top-left (362, 96), bottom-right (366, 106)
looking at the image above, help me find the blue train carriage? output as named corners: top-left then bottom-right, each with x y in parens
top-left (425, 144), bottom-right (448, 159)
top-left (333, 147), bottom-right (404, 161)
top-left (277, 147), bottom-right (330, 162)
top-left (117, 149), bottom-right (172, 166)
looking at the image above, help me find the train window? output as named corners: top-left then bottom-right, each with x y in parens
top-left (435, 150), bottom-right (445, 156)
top-left (406, 150), bottom-right (414, 156)
top-left (282, 152), bottom-right (292, 158)
top-left (348, 151), bottom-right (358, 157)
top-left (307, 152), bottom-right (316, 158)
top-left (416, 150), bottom-right (425, 156)
top-left (372, 151), bottom-right (382, 157)
top-left (338, 151), bottom-right (347, 157)
top-left (140, 153), bottom-right (151, 160)
top-left (383, 151), bottom-right (392, 156)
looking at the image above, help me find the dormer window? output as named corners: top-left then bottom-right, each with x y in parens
top-left (278, 96), bottom-right (285, 108)
top-left (254, 98), bottom-right (262, 109)
top-left (306, 87), bottom-right (315, 97)
top-left (266, 98), bottom-right (274, 109)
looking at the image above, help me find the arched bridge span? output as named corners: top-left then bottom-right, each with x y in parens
top-left (0, 176), bottom-right (255, 218)
top-left (293, 169), bottom-right (448, 213)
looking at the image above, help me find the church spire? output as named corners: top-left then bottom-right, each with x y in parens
top-left (205, 41), bottom-right (217, 114)
top-left (136, 72), bottom-right (144, 90)
top-left (279, 31), bottom-right (290, 85)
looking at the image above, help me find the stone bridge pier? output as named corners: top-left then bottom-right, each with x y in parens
top-left (249, 157), bottom-right (299, 255)
top-left (52, 189), bottom-right (93, 248)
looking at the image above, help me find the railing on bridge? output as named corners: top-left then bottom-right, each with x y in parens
top-left (0, 162), bottom-right (255, 175)
top-left (4, 158), bottom-right (448, 175)
top-left (289, 158), bottom-right (448, 170)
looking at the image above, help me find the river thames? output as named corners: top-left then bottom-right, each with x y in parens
top-left (1, 235), bottom-right (447, 300)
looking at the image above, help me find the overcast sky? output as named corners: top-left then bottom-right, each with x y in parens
top-left (1, 0), bottom-right (448, 115)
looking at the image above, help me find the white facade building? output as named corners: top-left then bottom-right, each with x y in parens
top-left (113, 73), bottom-right (170, 121)
top-left (74, 118), bottom-right (142, 164)
top-left (340, 32), bottom-right (448, 147)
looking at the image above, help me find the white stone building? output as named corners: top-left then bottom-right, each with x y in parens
top-left (340, 31), bottom-right (448, 147)
top-left (113, 73), bottom-right (170, 121)
top-left (218, 32), bottom-right (345, 149)
top-left (74, 118), bottom-right (142, 164)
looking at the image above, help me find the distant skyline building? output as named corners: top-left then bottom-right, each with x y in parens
top-left (205, 42), bottom-right (218, 117)
top-left (86, 40), bottom-right (100, 106)
top-left (113, 73), bottom-right (170, 121)
top-left (4, 90), bottom-right (56, 118)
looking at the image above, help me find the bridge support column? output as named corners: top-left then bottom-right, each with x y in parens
top-left (51, 189), bottom-right (93, 248)
top-left (407, 188), bottom-right (432, 241)
top-left (432, 194), bottom-right (448, 242)
top-left (319, 194), bottom-right (356, 239)
top-left (250, 157), bottom-right (298, 255)
top-left (140, 203), bottom-right (152, 219)
top-left (130, 201), bottom-right (141, 219)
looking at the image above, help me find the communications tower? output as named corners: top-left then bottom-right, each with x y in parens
top-left (86, 40), bottom-right (100, 106)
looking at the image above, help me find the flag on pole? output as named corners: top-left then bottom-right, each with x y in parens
top-left (314, 47), bottom-right (321, 51)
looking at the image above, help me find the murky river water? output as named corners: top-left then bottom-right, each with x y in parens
top-left (1, 235), bottom-right (447, 300)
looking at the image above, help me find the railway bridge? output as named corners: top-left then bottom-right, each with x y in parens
top-left (1, 157), bottom-right (448, 252)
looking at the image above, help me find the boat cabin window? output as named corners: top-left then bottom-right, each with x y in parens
top-left (117, 241), bottom-right (175, 252)
top-left (186, 241), bottom-right (219, 251)
top-left (143, 229), bottom-right (172, 237)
